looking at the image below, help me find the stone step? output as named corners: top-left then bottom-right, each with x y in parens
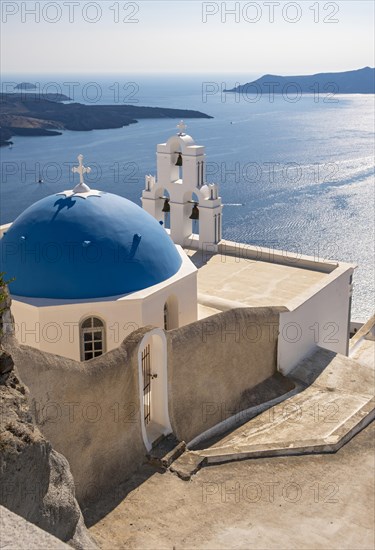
top-left (146, 434), bottom-right (186, 469)
top-left (169, 451), bottom-right (205, 481)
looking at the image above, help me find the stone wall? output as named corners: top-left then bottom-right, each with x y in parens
top-left (167, 307), bottom-right (284, 443)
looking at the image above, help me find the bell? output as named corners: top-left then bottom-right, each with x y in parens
top-left (175, 153), bottom-right (183, 166)
top-left (162, 198), bottom-right (170, 213)
top-left (189, 203), bottom-right (199, 220)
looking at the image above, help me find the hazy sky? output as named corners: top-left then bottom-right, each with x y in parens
top-left (1, 0), bottom-right (374, 75)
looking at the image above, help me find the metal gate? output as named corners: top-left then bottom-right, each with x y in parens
top-left (142, 344), bottom-right (151, 425)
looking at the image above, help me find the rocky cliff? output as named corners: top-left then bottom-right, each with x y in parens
top-left (0, 285), bottom-right (97, 549)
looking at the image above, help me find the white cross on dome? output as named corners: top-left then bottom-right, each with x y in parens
top-left (72, 154), bottom-right (92, 192)
top-left (57, 154), bottom-right (101, 199)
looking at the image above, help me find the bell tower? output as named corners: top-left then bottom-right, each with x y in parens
top-left (142, 122), bottom-right (222, 250)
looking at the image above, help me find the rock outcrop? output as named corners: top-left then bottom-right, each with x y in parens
top-left (0, 285), bottom-right (97, 549)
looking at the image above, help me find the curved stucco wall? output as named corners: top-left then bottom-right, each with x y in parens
top-left (7, 307), bottom-right (285, 507)
top-left (8, 328), bottom-right (151, 506)
top-left (167, 307), bottom-right (286, 443)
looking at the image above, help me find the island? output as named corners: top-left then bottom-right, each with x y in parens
top-left (0, 93), bottom-right (212, 147)
top-left (14, 82), bottom-right (38, 90)
top-left (224, 66), bottom-right (375, 95)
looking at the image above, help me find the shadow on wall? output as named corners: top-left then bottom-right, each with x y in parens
top-left (167, 306), bottom-right (286, 443)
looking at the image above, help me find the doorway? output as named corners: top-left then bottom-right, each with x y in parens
top-left (138, 329), bottom-right (172, 451)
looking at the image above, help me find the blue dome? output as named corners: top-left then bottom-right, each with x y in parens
top-left (1, 192), bottom-right (182, 299)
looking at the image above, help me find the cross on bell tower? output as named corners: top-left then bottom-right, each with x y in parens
top-left (72, 154), bottom-right (92, 193)
top-left (177, 120), bottom-right (187, 136)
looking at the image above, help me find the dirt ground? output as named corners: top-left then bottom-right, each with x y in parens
top-left (87, 423), bottom-right (374, 550)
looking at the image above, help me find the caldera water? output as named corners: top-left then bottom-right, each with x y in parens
top-left (1, 74), bottom-right (374, 320)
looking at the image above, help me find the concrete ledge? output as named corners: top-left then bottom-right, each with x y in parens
top-left (200, 399), bottom-right (374, 464)
top-left (185, 237), bottom-right (346, 273)
top-left (217, 239), bottom-right (347, 273)
top-left (350, 314), bottom-right (375, 349)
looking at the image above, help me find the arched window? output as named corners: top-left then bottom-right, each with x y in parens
top-left (80, 317), bottom-right (106, 361)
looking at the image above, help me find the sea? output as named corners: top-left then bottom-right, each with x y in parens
top-left (1, 74), bottom-right (374, 321)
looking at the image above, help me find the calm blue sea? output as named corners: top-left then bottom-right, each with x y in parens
top-left (1, 74), bottom-right (374, 320)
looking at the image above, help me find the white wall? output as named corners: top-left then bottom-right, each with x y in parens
top-left (12, 298), bottom-right (143, 361)
top-left (278, 266), bottom-right (354, 374)
top-left (10, 247), bottom-right (197, 361)
top-left (141, 270), bottom-right (197, 329)
top-left (11, 301), bottom-right (41, 349)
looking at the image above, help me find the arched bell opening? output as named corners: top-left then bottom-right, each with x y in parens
top-left (165, 132), bottom-right (191, 185)
top-left (151, 187), bottom-right (169, 229)
top-left (189, 192), bottom-right (200, 236)
top-left (138, 329), bottom-right (171, 451)
top-left (160, 189), bottom-right (171, 229)
top-left (171, 148), bottom-right (183, 183)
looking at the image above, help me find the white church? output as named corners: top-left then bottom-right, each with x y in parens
top-left (0, 121), bottom-right (363, 496)
top-left (0, 122), bottom-right (354, 371)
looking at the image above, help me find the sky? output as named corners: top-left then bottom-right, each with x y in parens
top-left (1, 0), bottom-right (374, 75)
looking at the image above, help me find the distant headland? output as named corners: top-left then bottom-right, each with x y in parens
top-left (224, 67), bottom-right (375, 95)
top-left (0, 93), bottom-right (212, 147)
top-left (14, 82), bottom-right (38, 91)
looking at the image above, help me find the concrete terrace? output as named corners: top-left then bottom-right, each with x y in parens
top-left (184, 240), bottom-right (353, 319)
top-left (89, 422), bottom-right (375, 550)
